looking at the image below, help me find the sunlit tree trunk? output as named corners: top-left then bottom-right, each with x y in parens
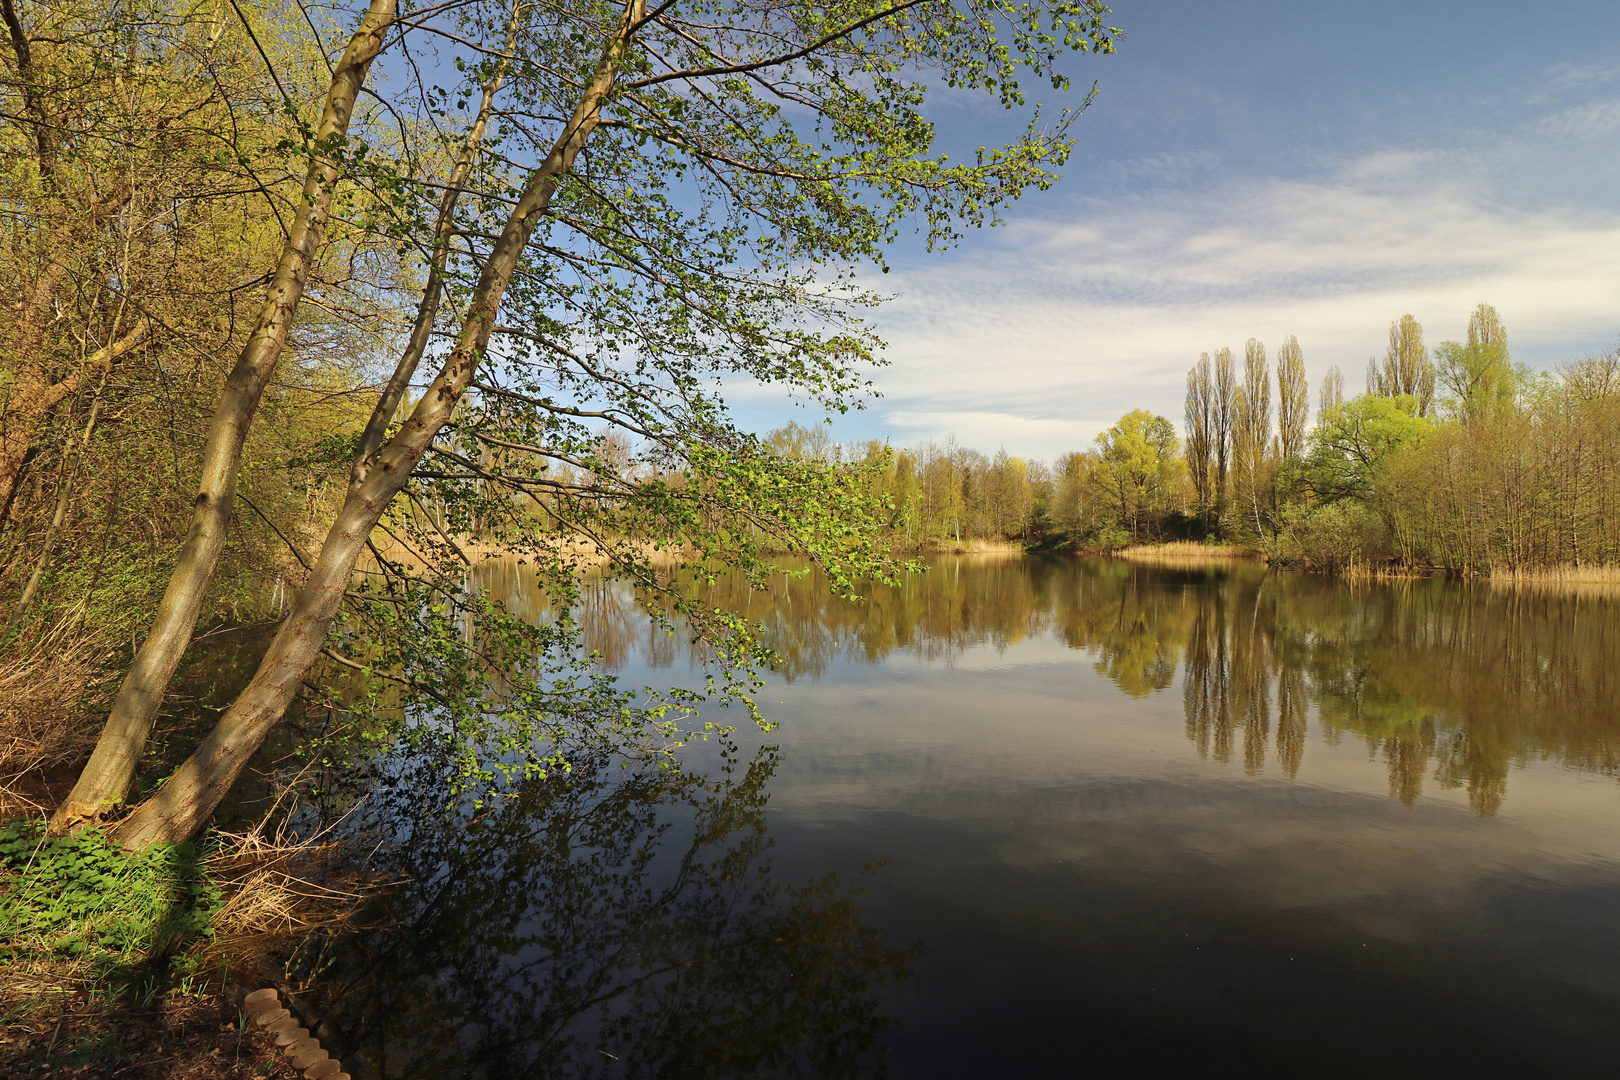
top-left (51, 0), bottom-right (398, 831)
top-left (114, 0), bottom-right (642, 848)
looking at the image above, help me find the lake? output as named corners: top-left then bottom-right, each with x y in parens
top-left (317, 555), bottom-right (1620, 1078)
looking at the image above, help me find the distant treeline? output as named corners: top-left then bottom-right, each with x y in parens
top-left (777, 303), bottom-right (1620, 572)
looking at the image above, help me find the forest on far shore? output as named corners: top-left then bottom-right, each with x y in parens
top-left (794, 303), bottom-right (1620, 575)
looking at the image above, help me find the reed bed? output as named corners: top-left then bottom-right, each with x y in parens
top-left (1487, 562), bottom-right (1620, 585)
top-left (1339, 555), bottom-right (1435, 580)
top-left (1113, 542), bottom-right (1257, 561)
top-left (1484, 563), bottom-right (1620, 598)
top-left (916, 538), bottom-right (1030, 556)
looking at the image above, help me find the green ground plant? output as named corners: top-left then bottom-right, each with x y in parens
top-left (0, 821), bottom-right (221, 995)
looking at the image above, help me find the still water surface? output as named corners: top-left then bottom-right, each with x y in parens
top-left (323, 556), bottom-right (1620, 1078)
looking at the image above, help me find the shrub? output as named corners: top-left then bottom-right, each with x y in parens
top-left (1271, 502), bottom-right (1387, 571)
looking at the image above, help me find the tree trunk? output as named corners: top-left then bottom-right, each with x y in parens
top-left (51, 0), bottom-right (397, 831)
top-left (113, 0), bottom-right (644, 849)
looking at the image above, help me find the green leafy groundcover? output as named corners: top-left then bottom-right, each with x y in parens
top-left (0, 822), bottom-right (222, 981)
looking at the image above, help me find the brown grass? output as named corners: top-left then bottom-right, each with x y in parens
top-left (1484, 562), bottom-right (1620, 598)
top-left (1487, 562), bottom-right (1620, 585)
top-left (913, 538), bottom-right (1029, 556)
top-left (1114, 541), bottom-right (1258, 561)
top-left (202, 819), bottom-right (396, 978)
top-left (0, 631), bottom-right (111, 818)
top-left (1339, 555), bottom-right (1434, 580)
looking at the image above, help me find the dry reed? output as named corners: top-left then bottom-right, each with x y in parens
top-left (200, 798), bottom-right (399, 980)
top-left (1484, 562), bottom-right (1620, 598)
top-left (1487, 562), bottom-right (1620, 585)
top-left (914, 538), bottom-right (1029, 556)
top-left (1113, 542), bottom-right (1257, 561)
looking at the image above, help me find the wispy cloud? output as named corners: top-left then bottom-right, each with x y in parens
top-left (1524, 60), bottom-right (1620, 106)
top-left (1539, 98), bottom-right (1620, 139)
top-left (864, 156), bottom-right (1620, 460)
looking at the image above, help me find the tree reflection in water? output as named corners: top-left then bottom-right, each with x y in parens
top-left (315, 744), bottom-right (914, 1079)
top-left (470, 555), bottom-right (1620, 817)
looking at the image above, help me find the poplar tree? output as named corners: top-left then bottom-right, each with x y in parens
top-left (1435, 302), bottom-right (1512, 423)
top-left (1212, 346), bottom-right (1235, 525)
top-left (1184, 353), bottom-right (1213, 528)
top-left (1374, 314), bottom-right (1435, 416)
top-left (1276, 335), bottom-right (1308, 460)
top-left (1234, 338), bottom-right (1271, 534)
top-left (1319, 365), bottom-right (1344, 421)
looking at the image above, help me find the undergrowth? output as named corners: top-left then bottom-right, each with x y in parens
top-left (0, 821), bottom-right (222, 997)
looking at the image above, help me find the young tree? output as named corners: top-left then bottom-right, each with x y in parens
top-left (1094, 410), bottom-right (1179, 538)
top-left (1299, 395), bottom-right (1431, 505)
top-left (1276, 335), bottom-right (1308, 460)
top-left (81, 0), bottom-right (1122, 847)
top-left (1051, 450), bottom-right (1089, 537)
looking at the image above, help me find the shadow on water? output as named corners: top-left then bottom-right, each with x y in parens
top-left (313, 743), bottom-right (915, 1080)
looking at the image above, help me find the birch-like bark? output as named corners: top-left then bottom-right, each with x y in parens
top-left (51, 0), bottom-right (397, 831)
top-left (114, 0), bottom-right (645, 849)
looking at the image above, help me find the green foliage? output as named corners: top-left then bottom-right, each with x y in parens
top-left (0, 821), bottom-right (221, 985)
top-left (1093, 409), bottom-right (1182, 538)
top-left (0, 0), bottom-right (392, 645)
top-left (1295, 393), bottom-right (1432, 505)
top-left (1433, 340), bottom-right (1516, 424)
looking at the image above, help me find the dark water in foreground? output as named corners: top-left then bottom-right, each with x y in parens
top-left (321, 556), bottom-right (1620, 1079)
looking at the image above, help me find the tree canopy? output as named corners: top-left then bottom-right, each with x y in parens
top-left (0, 0), bottom-right (1124, 844)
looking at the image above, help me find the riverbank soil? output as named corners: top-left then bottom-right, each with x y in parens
top-left (0, 986), bottom-right (299, 1078)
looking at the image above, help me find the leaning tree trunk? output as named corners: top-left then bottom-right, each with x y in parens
top-left (113, 1), bottom-right (642, 849)
top-left (50, 0), bottom-right (398, 832)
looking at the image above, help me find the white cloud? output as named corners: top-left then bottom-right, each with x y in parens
top-left (1525, 60), bottom-right (1620, 106)
top-left (1539, 97), bottom-right (1620, 139)
top-left (864, 156), bottom-right (1620, 461)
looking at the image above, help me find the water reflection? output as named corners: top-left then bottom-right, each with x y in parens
top-left (470, 557), bottom-right (1620, 816)
top-left (318, 745), bottom-right (913, 1079)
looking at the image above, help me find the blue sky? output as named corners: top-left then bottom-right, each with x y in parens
top-left (742, 0), bottom-right (1620, 461)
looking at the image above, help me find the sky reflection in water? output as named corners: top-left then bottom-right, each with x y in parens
top-left (329, 556), bottom-right (1620, 1079)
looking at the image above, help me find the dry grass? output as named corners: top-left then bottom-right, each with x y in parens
top-left (1339, 555), bottom-right (1433, 580)
top-left (201, 808), bottom-right (398, 980)
top-left (1114, 542), bottom-right (1257, 561)
top-left (1487, 562), bottom-right (1620, 585)
top-left (1485, 562), bottom-right (1620, 598)
top-left (0, 631), bottom-right (111, 818)
top-left (914, 538), bottom-right (1029, 556)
